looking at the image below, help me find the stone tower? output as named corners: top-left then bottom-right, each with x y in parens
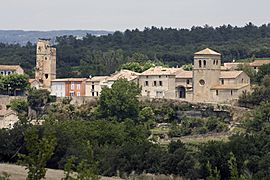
top-left (192, 48), bottom-right (221, 102)
top-left (35, 39), bottom-right (56, 89)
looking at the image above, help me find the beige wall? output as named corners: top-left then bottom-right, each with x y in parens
top-left (139, 75), bottom-right (176, 99)
top-left (0, 113), bottom-right (19, 129)
top-left (210, 85), bottom-right (250, 103)
top-left (193, 54), bottom-right (221, 102)
top-left (35, 39), bottom-right (56, 89)
top-left (85, 81), bottom-right (103, 97)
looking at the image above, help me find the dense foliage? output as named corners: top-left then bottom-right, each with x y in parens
top-left (2, 23), bottom-right (270, 77)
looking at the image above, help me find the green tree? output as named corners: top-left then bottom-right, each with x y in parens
top-left (97, 78), bottom-right (141, 121)
top-left (27, 89), bottom-right (51, 117)
top-left (206, 161), bottom-right (221, 180)
top-left (0, 74), bottom-right (29, 95)
top-left (18, 127), bottom-right (57, 180)
top-left (228, 152), bottom-right (238, 180)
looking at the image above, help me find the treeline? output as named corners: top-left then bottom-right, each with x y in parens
top-left (2, 23), bottom-right (270, 77)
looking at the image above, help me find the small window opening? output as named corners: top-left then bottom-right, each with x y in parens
top-left (45, 74), bottom-right (49, 79)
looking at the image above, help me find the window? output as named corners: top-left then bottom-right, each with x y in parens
top-left (71, 82), bottom-right (74, 90)
top-left (241, 78), bottom-right (244, 83)
top-left (92, 92), bottom-right (95, 96)
top-left (77, 83), bottom-right (81, 90)
top-left (221, 79), bottom-right (224, 85)
top-left (154, 81), bottom-right (157, 86)
top-left (0, 71), bottom-right (3, 75)
top-left (216, 60), bottom-right (218, 65)
top-left (77, 92), bottom-right (81, 96)
top-left (216, 90), bottom-right (218, 96)
top-left (45, 57), bottom-right (47, 60)
top-left (186, 79), bottom-right (190, 84)
top-left (159, 75), bottom-right (161, 78)
top-left (92, 85), bottom-right (95, 90)
top-left (96, 92), bottom-right (99, 96)
top-left (146, 76), bottom-right (148, 78)
top-left (199, 79), bottom-right (205, 86)
top-left (213, 60), bottom-right (215, 65)
top-left (45, 74), bottom-right (49, 79)
top-left (203, 60), bottom-right (206, 67)
top-left (145, 81), bottom-right (149, 86)
top-left (231, 90), bottom-right (233, 96)
top-left (199, 60), bottom-right (202, 68)
top-left (156, 91), bottom-right (163, 98)
top-left (70, 92), bottom-right (74, 96)
top-left (159, 81), bottom-right (163, 86)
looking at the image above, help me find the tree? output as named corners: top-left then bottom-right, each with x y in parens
top-left (0, 74), bottom-right (29, 96)
top-left (228, 152), bottom-right (238, 180)
top-left (97, 78), bottom-right (141, 121)
top-left (18, 127), bottom-right (57, 180)
top-left (27, 89), bottom-right (51, 118)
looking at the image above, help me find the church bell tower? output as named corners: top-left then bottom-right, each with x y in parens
top-left (192, 48), bottom-right (221, 102)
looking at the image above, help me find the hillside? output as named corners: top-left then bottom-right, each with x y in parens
top-left (0, 30), bottom-right (113, 45)
top-left (1, 23), bottom-right (270, 78)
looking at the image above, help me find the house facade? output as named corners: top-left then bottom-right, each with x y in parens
top-left (51, 78), bottom-right (86, 97)
top-left (0, 65), bottom-right (24, 76)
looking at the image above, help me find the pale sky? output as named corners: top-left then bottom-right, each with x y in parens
top-left (0, 0), bottom-right (269, 31)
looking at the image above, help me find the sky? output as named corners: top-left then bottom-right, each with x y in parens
top-left (0, 0), bottom-right (270, 31)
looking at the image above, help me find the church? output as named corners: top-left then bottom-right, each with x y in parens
top-left (139, 48), bottom-right (250, 103)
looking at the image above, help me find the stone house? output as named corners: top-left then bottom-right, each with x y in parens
top-left (0, 65), bottom-right (24, 76)
top-left (0, 109), bottom-right (19, 129)
top-left (85, 70), bottom-right (140, 97)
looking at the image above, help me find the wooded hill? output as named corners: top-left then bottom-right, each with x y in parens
top-left (1, 23), bottom-right (270, 78)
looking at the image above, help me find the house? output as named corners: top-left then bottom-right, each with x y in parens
top-left (0, 109), bottom-right (19, 129)
top-left (223, 59), bottom-right (270, 72)
top-left (138, 66), bottom-right (183, 98)
top-left (85, 76), bottom-right (108, 97)
top-left (85, 70), bottom-right (140, 97)
top-left (0, 65), bottom-right (24, 76)
top-left (51, 78), bottom-right (86, 97)
top-left (29, 79), bottom-right (42, 89)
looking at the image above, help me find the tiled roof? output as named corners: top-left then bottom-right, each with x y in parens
top-left (211, 84), bottom-right (249, 90)
top-left (87, 76), bottom-right (108, 82)
top-left (108, 70), bottom-right (140, 81)
top-left (220, 71), bottom-right (243, 79)
top-left (194, 48), bottom-right (221, 56)
top-left (140, 66), bottom-right (183, 76)
top-left (249, 60), bottom-right (270, 67)
top-left (0, 65), bottom-right (22, 71)
top-left (175, 71), bottom-right (193, 78)
top-left (52, 78), bottom-right (87, 82)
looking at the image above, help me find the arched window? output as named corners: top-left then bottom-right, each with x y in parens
top-left (213, 60), bottom-right (215, 65)
top-left (216, 60), bottom-right (218, 65)
top-left (199, 60), bottom-right (202, 68)
top-left (203, 60), bottom-right (206, 67)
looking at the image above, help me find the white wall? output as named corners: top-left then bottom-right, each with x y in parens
top-left (51, 82), bottom-right (65, 97)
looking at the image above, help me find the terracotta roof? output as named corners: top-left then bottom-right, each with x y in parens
top-left (29, 79), bottom-right (39, 83)
top-left (0, 65), bottom-right (22, 71)
top-left (141, 66), bottom-right (183, 76)
top-left (249, 60), bottom-right (270, 67)
top-left (86, 76), bottom-right (108, 82)
top-left (220, 71), bottom-right (243, 79)
top-left (194, 48), bottom-right (221, 56)
top-left (211, 84), bottom-right (249, 90)
top-left (52, 78), bottom-right (87, 82)
top-left (108, 70), bottom-right (140, 81)
top-left (175, 71), bottom-right (193, 78)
